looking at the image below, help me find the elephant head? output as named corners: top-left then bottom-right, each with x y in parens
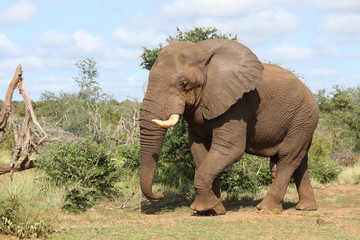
top-left (139, 39), bottom-right (264, 200)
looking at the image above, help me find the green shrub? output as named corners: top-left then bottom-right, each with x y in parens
top-left (37, 140), bottom-right (122, 212)
top-left (220, 154), bottom-right (272, 196)
top-left (220, 163), bottom-right (259, 196)
top-left (114, 141), bottom-right (140, 175)
top-left (315, 85), bottom-right (360, 152)
top-left (308, 156), bottom-right (341, 184)
top-left (308, 135), bottom-right (341, 183)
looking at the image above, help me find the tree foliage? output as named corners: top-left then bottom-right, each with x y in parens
top-left (74, 58), bottom-right (101, 102)
top-left (315, 85), bottom-right (360, 152)
top-left (35, 58), bottom-right (140, 145)
top-left (140, 27), bottom-right (237, 71)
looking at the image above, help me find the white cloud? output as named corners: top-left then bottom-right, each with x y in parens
top-left (39, 30), bottom-right (74, 47)
top-left (161, 0), bottom-right (287, 18)
top-left (318, 14), bottom-right (360, 43)
top-left (308, 69), bottom-right (360, 89)
top-left (0, 2), bottom-right (37, 24)
top-left (101, 47), bottom-right (142, 70)
top-left (28, 76), bottom-right (74, 93)
top-left (320, 14), bottom-right (360, 34)
top-left (193, 7), bottom-right (299, 46)
top-left (309, 68), bottom-right (345, 78)
top-left (38, 30), bottom-right (104, 58)
top-left (264, 44), bottom-right (314, 62)
top-left (71, 30), bottom-right (104, 56)
top-left (309, 0), bottom-right (360, 12)
top-left (315, 38), bottom-right (344, 58)
top-left (0, 56), bottom-right (74, 73)
top-left (111, 27), bottom-right (166, 47)
top-left (0, 33), bottom-right (22, 57)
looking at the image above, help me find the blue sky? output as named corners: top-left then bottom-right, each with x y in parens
top-left (1, 0), bottom-right (359, 101)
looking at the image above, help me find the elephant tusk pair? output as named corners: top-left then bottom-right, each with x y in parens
top-left (152, 114), bottom-right (180, 128)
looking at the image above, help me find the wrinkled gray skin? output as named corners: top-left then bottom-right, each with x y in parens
top-left (139, 39), bottom-right (318, 215)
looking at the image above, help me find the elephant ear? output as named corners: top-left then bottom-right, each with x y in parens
top-left (196, 39), bottom-right (264, 120)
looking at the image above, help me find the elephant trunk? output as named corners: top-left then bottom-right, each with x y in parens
top-left (139, 97), bottom-right (168, 200)
top-left (139, 93), bottom-right (185, 200)
top-left (139, 126), bottom-right (166, 200)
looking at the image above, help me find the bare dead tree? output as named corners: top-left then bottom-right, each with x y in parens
top-left (0, 65), bottom-right (22, 142)
top-left (0, 65), bottom-right (55, 177)
top-left (107, 106), bottom-right (139, 146)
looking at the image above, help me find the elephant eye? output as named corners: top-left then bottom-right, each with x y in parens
top-left (180, 80), bottom-right (188, 88)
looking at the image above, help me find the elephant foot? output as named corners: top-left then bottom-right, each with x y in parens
top-left (256, 197), bottom-right (283, 211)
top-left (190, 193), bottom-right (226, 215)
top-left (296, 200), bottom-right (317, 211)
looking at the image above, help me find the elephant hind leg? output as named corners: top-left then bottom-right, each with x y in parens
top-left (257, 146), bottom-right (308, 211)
top-left (293, 154), bottom-right (317, 211)
top-left (256, 161), bottom-right (295, 211)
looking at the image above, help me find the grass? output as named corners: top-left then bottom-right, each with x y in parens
top-left (1, 168), bottom-right (360, 240)
top-left (0, 150), bottom-right (11, 165)
top-left (0, 170), bottom-right (64, 238)
top-left (338, 163), bottom-right (360, 184)
top-left (0, 149), bottom-right (359, 239)
top-left (44, 182), bottom-right (360, 240)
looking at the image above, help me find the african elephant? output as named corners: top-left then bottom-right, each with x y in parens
top-left (139, 39), bottom-right (318, 215)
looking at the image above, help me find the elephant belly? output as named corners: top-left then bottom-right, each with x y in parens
top-left (245, 118), bottom-right (288, 158)
top-left (245, 138), bottom-right (282, 157)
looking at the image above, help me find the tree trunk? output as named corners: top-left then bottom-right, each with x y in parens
top-left (0, 65), bottom-right (22, 140)
top-left (0, 158), bottom-right (36, 175)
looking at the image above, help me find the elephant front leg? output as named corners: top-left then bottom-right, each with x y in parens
top-left (189, 131), bottom-right (221, 199)
top-left (190, 166), bottom-right (226, 215)
top-left (190, 145), bottom-right (245, 215)
top-left (189, 121), bottom-right (247, 215)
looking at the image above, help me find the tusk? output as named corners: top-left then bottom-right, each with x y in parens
top-left (152, 114), bottom-right (180, 128)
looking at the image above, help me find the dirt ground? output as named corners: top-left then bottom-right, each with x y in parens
top-left (137, 184), bottom-right (360, 223)
top-left (50, 184), bottom-right (360, 239)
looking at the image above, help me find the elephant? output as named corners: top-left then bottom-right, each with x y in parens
top-left (139, 39), bottom-right (318, 215)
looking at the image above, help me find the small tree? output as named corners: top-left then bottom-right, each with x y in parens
top-left (74, 58), bottom-right (101, 103)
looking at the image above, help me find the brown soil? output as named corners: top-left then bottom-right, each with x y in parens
top-left (53, 184), bottom-right (360, 240)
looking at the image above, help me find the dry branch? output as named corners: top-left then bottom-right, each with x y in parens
top-left (0, 158), bottom-right (36, 175)
top-left (0, 65), bottom-right (55, 176)
top-left (0, 65), bottom-right (22, 142)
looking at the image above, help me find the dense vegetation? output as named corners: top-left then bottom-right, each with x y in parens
top-left (1, 27), bottom-right (359, 238)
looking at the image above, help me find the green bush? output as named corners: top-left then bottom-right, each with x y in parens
top-left (315, 85), bottom-right (360, 151)
top-left (37, 140), bottom-right (122, 212)
top-left (114, 142), bottom-right (140, 175)
top-left (308, 135), bottom-right (341, 183)
top-left (309, 157), bottom-right (341, 184)
top-left (220, 154), bottom-right (272, 196)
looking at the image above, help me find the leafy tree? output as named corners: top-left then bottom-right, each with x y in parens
top-left (140, 27), bottom-right (237, 71)
top-left (315, 85), bottom-right (360, 152)
top-left (74, 58), bottom-right (101, 102)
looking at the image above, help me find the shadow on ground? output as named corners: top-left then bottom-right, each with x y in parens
top-left (141, 191), bottom-right (297, 215)
top-left (141, 190), bottom-right (193, 214)
top-left (223, 196), bottom-right (297, 212)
